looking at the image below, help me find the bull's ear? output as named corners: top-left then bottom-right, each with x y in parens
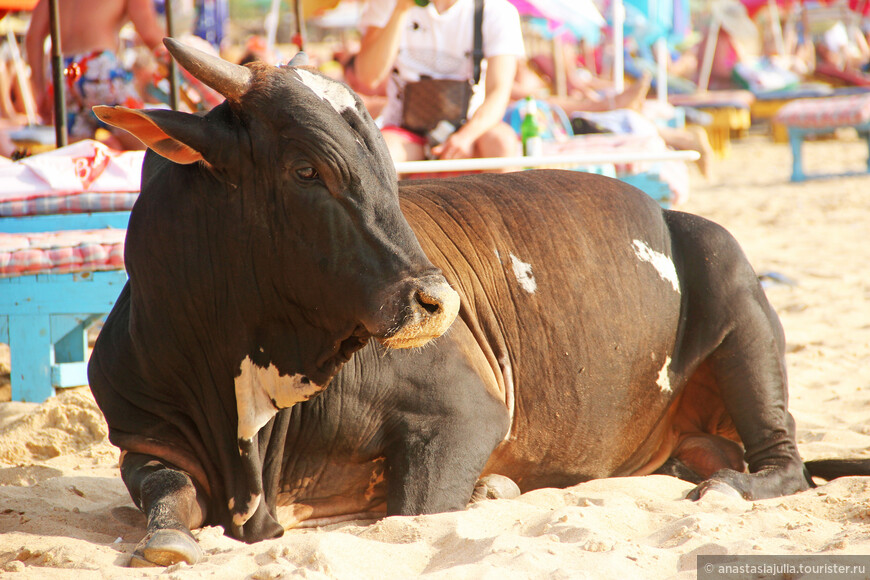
top-left (93, 105), bottom-right (207, 165)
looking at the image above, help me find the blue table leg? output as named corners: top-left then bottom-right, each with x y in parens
top-left (8, 314), bottom-right (54, 402)
top-left (863, 129), bottom-right (870, 173)
top-left (788, 128), bottom-right (805, 182)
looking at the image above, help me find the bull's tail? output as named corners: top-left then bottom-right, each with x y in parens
top-left (804, 458), bottom-right (870, 481)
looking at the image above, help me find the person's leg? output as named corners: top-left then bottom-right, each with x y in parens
top-left (473, 121), bottom-right (519, 159)
top-left (612, 72), bottom-right (652, 111)
top-left (658, 125), bottom-right (715, 180)
top-left (550, 73), bottom-right (652, 115)
top-left (70, 50), bottom-right (147, 148)
top-left (381, 126), bottom-right (426, 162)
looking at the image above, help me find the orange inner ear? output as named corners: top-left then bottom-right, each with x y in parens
top-left (92, 106), bottom-right (204, 165)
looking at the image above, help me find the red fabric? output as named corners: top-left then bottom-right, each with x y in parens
top-left (0, 0), bottom-right (38, 9)
top-left (381, 125), bottom-right (427, 144)
top-left (0, 229), bottom-right (125, 277)
top-left (775, 93), bottom-right (870, 128)
top-left (741, 0), bottom-right (869, 19)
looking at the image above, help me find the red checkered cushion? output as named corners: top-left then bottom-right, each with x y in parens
top-left (775, 94), bottom-right (870, 128)
top-left (669, 90), bottom-right (755, 109)
top-left (0, 229), bottom-right (125, 277)
top-left (0, 140), bottom-right (142, 217)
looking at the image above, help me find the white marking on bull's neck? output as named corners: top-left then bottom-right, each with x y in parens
top-left (657, 356), bottom-right (673, 393)
top-left (510, 253), bottom-right (537, 294)
top-left (234, 356), bottom-right (325, 441)
top-left (632, 240), bottom-right (680, 294)
top-left (293, 68), bottom-right (357, 114)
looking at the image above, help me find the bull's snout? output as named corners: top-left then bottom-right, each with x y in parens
top-left (378, 275), bottom-right (460, 349)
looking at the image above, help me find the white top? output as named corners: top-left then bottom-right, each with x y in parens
top-left (360, 0), bottom-right (525, 127)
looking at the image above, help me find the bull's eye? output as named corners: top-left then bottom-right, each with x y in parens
top-left (296, 166), bottom-right (318, 180)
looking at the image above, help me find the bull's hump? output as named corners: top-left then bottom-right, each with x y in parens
top-left (291, 68), bottom-right (357, 115)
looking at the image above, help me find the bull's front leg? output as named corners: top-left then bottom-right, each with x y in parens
top-left (383, 377), bottom-right (512, 515)
top-left (121, 452), bottom-right (207, 567)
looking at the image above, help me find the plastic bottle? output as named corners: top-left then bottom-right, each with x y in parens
top-left (425, 120), bottom-right (456, 160)
top-left (521, 97), bottom-right (543, 157)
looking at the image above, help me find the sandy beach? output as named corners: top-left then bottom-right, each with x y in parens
top-left (1, 132), bottom-right (869, 579)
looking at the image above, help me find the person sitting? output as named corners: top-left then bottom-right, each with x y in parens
top-left (513, 57), bottom-right (714, 179)
top-left (25, 0), bottom-right (166, 150)
top-left (353, 0), bottom-right (525, 164)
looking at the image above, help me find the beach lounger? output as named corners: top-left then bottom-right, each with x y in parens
top-left (774, 92), bottom-right (870, 182)
top-left (0, 140), bottom-right (139, 402)
top-left (397, 133), bottom-right (696, 209)
top-left (761, 86), bottom-right (870, 142)
top-left (669, 90), bottom-right (755, 158)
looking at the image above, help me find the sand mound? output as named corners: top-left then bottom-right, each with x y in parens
top-left (0, 388), bottom-right (114, 469)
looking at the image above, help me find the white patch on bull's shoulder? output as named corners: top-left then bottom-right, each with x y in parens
top-left (656, 356), bottom-right (673, 393)
top-left (231, 493), bottom-right (262, 526)
top-left (235, 356), bottom-right (325, 440)
top-left (510, 253), bottom-right (537, 294)
top-left (632, 240), bottom-right (680, 294)
top-left (293, 68), bottom-right (356, 114)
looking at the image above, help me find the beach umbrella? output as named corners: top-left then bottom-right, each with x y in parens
top-left (508, 0), bottom-right (605, 42)
top-left (507, 0), bottom-right (606, 96)
top-left (697, 0), bottom-right (759, 90)
top-left (0, 0), bottom-right (37, 16)
top-left (607, 0), bottom-right (691, 103)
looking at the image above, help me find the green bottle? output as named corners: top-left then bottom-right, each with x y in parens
top-left (414, 0), bottom-right (430, 6)
top-left (521, 97), bottom-right (543, 157)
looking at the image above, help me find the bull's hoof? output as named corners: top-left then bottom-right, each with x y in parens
top-left (686, 479), bottom-right (745, 501)
top-left (470, 474), bottom-right (521, 503)
top-left (129, 529), bottom-right (202, 567)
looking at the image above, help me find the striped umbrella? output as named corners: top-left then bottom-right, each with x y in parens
top-left (508, 0), bottom-right (605, 42)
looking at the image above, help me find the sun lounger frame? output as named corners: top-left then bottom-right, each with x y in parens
top-left (1, 211), bottom-right (129, 402)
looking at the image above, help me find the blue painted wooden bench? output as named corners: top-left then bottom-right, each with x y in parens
top-left (1, 211), bottom-right (130, 402)
top-left (774, 93), bottom-right (870, 182)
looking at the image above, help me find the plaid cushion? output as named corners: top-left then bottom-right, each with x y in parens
top-left (0, 229), bottom-right (125, 277)
top-left (0, 191), bottom-right (138, 217)
top-left (669, 90), bottom-right (755, 109)
top-left (0, 140), bottom-right (142, 217)
top-left (775, 94), bottom-right (870, 128)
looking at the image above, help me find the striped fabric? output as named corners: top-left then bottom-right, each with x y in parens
top-left (775, 94), bottom-right (870, 129)
top-left (0, 140), bottom-right (142, 217)
top-left (0, 229), bottom-right (125, 277)
top-left (0, 191), bottom-right (138, 217)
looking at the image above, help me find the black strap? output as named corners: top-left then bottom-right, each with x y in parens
top-left (472, 0), bottom-right (484, 85)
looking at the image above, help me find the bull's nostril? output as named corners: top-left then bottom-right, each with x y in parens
top-left (415, 290), bottom-right (442, 316)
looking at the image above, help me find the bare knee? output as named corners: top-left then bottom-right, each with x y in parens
top-left (382, 129), bottom-right (425, 162)
top-left (474, 122), bottom-right (519, 158)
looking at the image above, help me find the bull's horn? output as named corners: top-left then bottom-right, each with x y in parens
top-left (286, 52), bottom-right (309, 67)
top-left (163, 37), bottom-right (251, 101)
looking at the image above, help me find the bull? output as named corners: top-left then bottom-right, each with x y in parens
top-left (89, 39), bottom-right (869, 567)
